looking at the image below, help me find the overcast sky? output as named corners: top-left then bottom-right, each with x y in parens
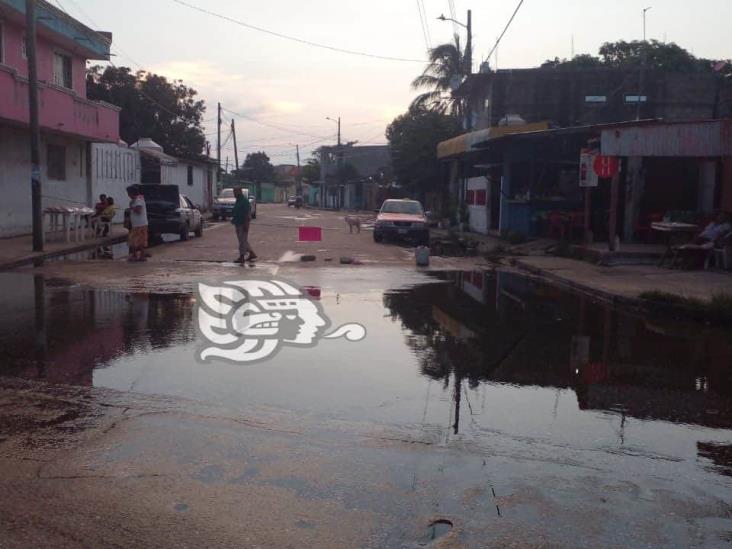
top-left (63, 0), bottom-right (732, 165)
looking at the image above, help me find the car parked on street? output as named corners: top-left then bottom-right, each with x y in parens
top-left (125, 185), bottom-right (203, 241)
top-left (373, 199), bottom-right (429, 245)
top-left (213, 188), bottom-right (257, 220)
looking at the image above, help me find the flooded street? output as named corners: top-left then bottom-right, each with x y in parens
top-left (2, 267), bottom-right (732, 547)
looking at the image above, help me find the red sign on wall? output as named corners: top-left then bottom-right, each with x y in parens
top-left (593, 155), bottom-right (620, 178)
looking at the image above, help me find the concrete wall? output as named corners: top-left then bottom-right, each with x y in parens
top-left (0, 125), bottom-right (89, 236)
top-left (90, 143), bottom-right (140, 223)
top-left (467, 68), bottom-right (722, 129)
top-left (161, 161), bottom-right (213, 210)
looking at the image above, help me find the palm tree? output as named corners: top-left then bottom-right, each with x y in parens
top-left (411, 35), bottom-right (469, 116)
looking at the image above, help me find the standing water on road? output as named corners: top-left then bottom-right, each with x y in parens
top-left (1, 270), bottom-right (731, 481)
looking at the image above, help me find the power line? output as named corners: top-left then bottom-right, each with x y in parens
top-left (222, 107), bottom-right (332, 140)
top-left (416, 0), bottom-right (431, 51)
top-left (448, 0), bottom-right (459, 34)
top-left (447, 0), bottom-right (460, 34)
top-left (50, 1), bottom-right (386, 153)
top-left (232, 135), bottom-right (336, 157)
top-left (486, 0), bottom-right (526, 61)
top-left (448, 0), bottom-right (457, 19)
top-left (420, 0), bottom-right (432, 47)
top-left (172, 0), bottom-right (425, 63)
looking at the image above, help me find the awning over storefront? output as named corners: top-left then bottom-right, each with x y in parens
top-left (437, 121), bottom-right (551, 160)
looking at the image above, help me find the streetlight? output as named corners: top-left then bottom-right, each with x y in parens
top-left (437, 10), bottom-right (471, 72)
top-left (437, 10), bottom-right (473, 129)
top-left (325, 116), bottom-right (341, 147)
top-left (437, 13), bottom-right (467, 30)
top-left (643, 6), bottom-right (652, 42)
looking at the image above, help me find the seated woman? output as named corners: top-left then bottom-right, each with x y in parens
top-left (675, 212), bottom-right (732, 267)
top-left (682, 212), bottom-right (731, 249)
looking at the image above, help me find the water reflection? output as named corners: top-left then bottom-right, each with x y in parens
top-left (384, 271), bottom-right (732, 432)
top-left (0, 274), bottom-right (194, 385)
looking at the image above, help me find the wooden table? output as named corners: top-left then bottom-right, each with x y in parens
top-left (651, 222), bottom-right (699, 267)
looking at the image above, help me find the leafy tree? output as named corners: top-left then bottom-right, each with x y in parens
top-left (542, 40), bottom-right (716, 72)
top-left (301, 157), bottom-right (321, 183)
top-left (243, 152), bottom-right (274, 183)
top-left (86, 66), bottom-right (207, 159)
top-left (541, 54), bottom-right (603, 69)
top-left (243, 152), bottom-right (274, 200)
top-left (599, 40), bottom-right (711, 71)
top-left (411, 35), bottom-right (469, 115)
top-left (386, 107), bottom-right (461, 201)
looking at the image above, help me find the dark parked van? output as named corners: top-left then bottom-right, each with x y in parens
top-left (125, 185), bottom-right (203, 241)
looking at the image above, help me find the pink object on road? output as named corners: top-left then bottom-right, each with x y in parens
top-left (298, 227), bottom-right (322, 242)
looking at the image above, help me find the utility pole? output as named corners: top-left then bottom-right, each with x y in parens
top-left (217, 102), bottom-right (222, 183)
top-left (466, 9), bottom-right (473, 130)
top-left (231, 119), bottom-right (239, 172)
top-left (466, 10), bottom-right (472, 75)
top-left (295, 144), bottom-right (302, 196)
top-left (26, 0), bottom-right (42, 252)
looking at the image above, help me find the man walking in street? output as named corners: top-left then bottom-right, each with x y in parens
top-left (232, 187), bottom-right (257, 264)
top-left (127, 185), bottom-right (149, 262)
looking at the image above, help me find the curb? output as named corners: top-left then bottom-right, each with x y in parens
top-left (0, 234), bottom-right (128, 271)
top-left (511, 258), bottom-right (642, 308)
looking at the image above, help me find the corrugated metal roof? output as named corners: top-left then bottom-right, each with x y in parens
top-left (601, 119), bottom-right (732, 157)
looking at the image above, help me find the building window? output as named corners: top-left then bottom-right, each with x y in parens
top-left (52, 52), bottom-right (72, 89)
top-left (47, 144), bottom-right (66, 181)
top-left (585, 96), bottom-right (607, 103)
top-left (21, 35), bottom-right (27, 60)
top-left (624, 95), bottom-right (648, 104)
top-left (187, 165), bottom-right (194, 186)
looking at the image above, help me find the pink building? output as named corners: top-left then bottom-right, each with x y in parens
top-left (0, 0), bottom-right (121, 236)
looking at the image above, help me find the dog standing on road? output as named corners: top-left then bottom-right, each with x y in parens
top-left (344, 216), bottom-right (362, 234)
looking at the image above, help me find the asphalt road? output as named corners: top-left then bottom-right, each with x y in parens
top-left (157, 204), bottom-right (416, 265)
top-left (27, 204), bottom-right (485, 293)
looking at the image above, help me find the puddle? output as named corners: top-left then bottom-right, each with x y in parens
top-left (47, 242), bottom-right (129, 262)
top-left (48, 233), bottom-right (186, 262)
top-left (1, 270), bottom-right (732, 482)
